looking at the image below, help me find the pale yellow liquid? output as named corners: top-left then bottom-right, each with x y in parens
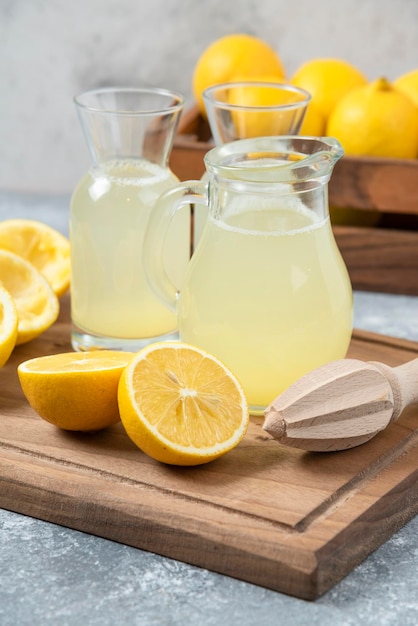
top-left (70, 159), bottom-right (189, 346)
top-left (179, 205), bottom-right (353, 412)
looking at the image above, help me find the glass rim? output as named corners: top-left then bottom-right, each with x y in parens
top-left (73, 86), bottom-right (185, 115)
top-left (202, 81), bottom-right (311, 111)
top-left (203, 135), bottom-right (343, 181)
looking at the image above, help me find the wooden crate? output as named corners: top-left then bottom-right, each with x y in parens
top-left (170, 106), bottom-right (418, 296)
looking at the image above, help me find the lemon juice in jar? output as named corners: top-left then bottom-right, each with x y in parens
top-left (70, 87), bottom-right (188, 352)
top-left (71, 158), bottom-right (189, 346)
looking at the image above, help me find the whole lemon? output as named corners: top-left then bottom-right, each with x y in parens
top-left (291, 58), bottom-right (368, 121)
top-left (192, 34), bottom-right (285, 115)
top-left (393, 68), bottom-right (418, 107)
top-left (298, 102), bottom-right (326, 136)
top-left (327, 77), bottom-right (418, 159)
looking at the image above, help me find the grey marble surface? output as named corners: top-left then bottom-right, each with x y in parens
top-left (0, 511), bottom-right (417, 626)
top-left (1, 191), bottom-right (418, 626)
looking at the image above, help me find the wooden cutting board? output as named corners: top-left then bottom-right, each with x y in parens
top-left (1, 295), bottom-right (418, 600)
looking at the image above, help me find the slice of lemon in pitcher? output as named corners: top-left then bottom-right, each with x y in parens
top-left (117, 341), bottom-right (249, 466)
top-left (0, 285), bottom-right (18, 366)
top-left (0, 249), bottom-right (59, 344)
top-left (0, 219), bottom-right (71, 297)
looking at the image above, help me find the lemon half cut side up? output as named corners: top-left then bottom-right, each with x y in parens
top-left (118, 341), bottom-right (250, 466)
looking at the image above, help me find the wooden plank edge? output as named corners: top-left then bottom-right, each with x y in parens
top-left (351, 328), bottom-right (418, 353)
top-left (0, 453), bottom-right (319, 600)
top-left (1, 439), bottom-right (418, 601)
top-left (315, 461), bottom-right (418, 597)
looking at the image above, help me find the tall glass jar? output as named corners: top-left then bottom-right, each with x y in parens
top-left (70, 87), bottom-right (189, 352)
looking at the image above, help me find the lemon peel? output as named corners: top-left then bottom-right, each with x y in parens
top-left (193, 34), bottom-right (285, 116)
top-left (0, 219), bottom-right (71, 297)
top-left (327, 77), bottom-right (418, 158)
top-left (18, 351), bottom-right (133, 431)
top-left (0, 249), bottom-right (59, 344)
top-left (291, 58), bottom-right (367, 121)
top-left (0, 285), bottom-right (18, 367)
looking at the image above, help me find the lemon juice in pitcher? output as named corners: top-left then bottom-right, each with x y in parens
top-left (70, 87), bottom-right (188, 352)
top-left (143, 136), bottom-right (353, 414)
top-left (179, 202), bottom-right (352, 411)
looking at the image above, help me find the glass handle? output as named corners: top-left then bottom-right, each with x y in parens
top-left (143, 181), bottom-right (208, 313)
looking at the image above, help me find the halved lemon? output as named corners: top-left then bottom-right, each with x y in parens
top-left (18, 351), bottom-right (133, 431)
top-left (0, 219), bottom-right (71, 297)
top-left (117, 342), bottom-right (249, 466)
top-left (0, 285), bottom-right (18, 367)
top-left (0, 249), bottom-right (59, 344)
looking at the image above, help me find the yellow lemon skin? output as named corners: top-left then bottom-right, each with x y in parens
top-left (298, 102), bottom-right (326, 136)
top-left (291, 58), bottom-right (368, 121)
top-left (193, 34), bottom-right (285, 116)
top-left (327, 77), bottom-right (418, 159)
top-left (0, 249), bottom-right (59, 345)
top-left (18, 351), bottom-right (133, 431)
top-left (0, 219), bottom-right (70, 298)
top-left (0, 285), bottom-right (18, 367)
top-left (394, 68), bottom-right (418, 107)
top-left (117, 342), bottom-right (249, 466)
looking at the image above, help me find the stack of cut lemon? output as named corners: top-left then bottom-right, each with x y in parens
top-left (0, 219), bottom-right (70, 366)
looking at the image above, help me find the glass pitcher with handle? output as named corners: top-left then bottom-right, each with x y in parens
top-left (144, 136), bottom-right (353, 414)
